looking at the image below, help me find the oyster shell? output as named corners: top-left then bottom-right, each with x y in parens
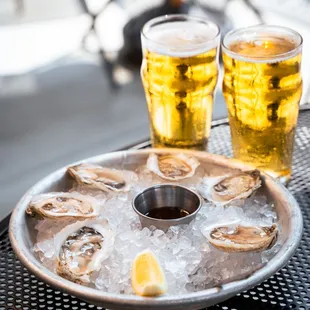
top-left (26, 192), bottom-right (100, 220)
top-left (55, 218), bottom-right (114, 284)
top-left (198, 170), bottom-right (261, 206)
top-left (68, 163), bottom-right (135, 192)
top-left (146, 153), bottom-right (200, 181)
top-left (207, 224), bottom-right (277, 253)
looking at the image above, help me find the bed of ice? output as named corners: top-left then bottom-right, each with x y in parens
top-left (33, 165), bottom-right (279, 295)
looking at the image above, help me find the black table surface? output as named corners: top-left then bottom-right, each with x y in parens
top-left (1, 107), bottom-right (310, 310)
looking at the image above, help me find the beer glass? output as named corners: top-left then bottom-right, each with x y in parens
top-left (222, 25), bottom-right (303, 184)
top-left (141, 15), bottom-right (220, 150)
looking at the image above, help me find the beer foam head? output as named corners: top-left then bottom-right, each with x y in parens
top-left (229, 37), bottom-right (297, 57)
top-left (142, 20), bottom-right (220, 57)
top-left (223, 25), bottom-right (302, 63)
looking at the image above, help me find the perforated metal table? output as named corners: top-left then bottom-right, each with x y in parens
top-left (1, 107), bottom-right (310, 310)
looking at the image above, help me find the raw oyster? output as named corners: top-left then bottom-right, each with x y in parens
top-left (68, 163), bottom-right (135, 192)
top-left (207, 224), bottom-right (277, 253)
top-left (146, 153), bottom-right (200, 181)
top-left (26, 192), bottom-right (101, 219)
top-left (55, 218), bottom-right (114, 284)
top-left (198, 170), bottom-right (261, 206)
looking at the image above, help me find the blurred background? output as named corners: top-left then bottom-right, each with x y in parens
top-left (1, 0), bottom-right (310, 218)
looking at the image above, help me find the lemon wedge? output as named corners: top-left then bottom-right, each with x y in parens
top-left (131, 249), bottom-right (168, 297)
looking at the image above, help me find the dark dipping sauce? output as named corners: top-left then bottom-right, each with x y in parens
top-left (145, 207), bottom-right (190, 220)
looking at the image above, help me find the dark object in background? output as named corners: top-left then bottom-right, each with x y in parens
top-left (118, 0), bottom-right (264, 69)
top-left (118, 0), bottom-right (188, 68)
top-left (80, 0), bottom-right (261, 87)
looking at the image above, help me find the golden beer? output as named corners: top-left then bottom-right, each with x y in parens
top-left (222, 26), bottom-right (303, 183)
top-left (141, 15), bottom-right (220, 149)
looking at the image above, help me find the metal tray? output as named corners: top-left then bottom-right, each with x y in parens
top-left (8, 149), bottom-right (303, 310)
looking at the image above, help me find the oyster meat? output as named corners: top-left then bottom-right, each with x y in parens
top-left (26, 192), bottom-right (101, 219)
top-left (55, 218), bottom-right (114, 284)
top-left (198, 170), bottom-right (261, 206)
top-left (68, 163), bottom-right (135, 192)
top-left (207, 224), bottom-right (277, 253)
top-left (146, 153), bottom-right (200, 181)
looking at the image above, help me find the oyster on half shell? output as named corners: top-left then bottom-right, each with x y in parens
top-left (146, 153), bottom-right (200, 181)
top-left (26, 192), bottom-right (101, 220)
top-left (55, 218), bottom-right (114, 284)
top-left (198, 170), bottom-right (261, 206)
top-left (68, 163), bottom-right (135, 192)
top-left (207, 224), bottom-right (277, 253)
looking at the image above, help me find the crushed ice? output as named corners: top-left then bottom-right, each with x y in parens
top-left (33, 167), bottom-right (279, 295)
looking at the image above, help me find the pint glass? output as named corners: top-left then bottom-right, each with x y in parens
top-left (222, 25), bottom-right (303, 183)
top-left (141, 15), bottom-right (220, 150)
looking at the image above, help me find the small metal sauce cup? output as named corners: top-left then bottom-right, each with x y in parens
top-left (132, 184), bottom-right (202, 231)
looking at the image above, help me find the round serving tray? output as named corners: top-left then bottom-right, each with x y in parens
top-left (9, 149), bottom-right (303, 310)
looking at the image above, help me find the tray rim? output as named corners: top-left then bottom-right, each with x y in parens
top-left (9, 148), bottom-right (303, 309)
